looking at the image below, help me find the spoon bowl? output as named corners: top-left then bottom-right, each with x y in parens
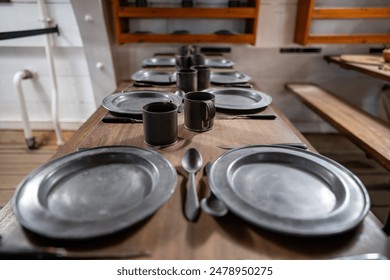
top-left (200, 162), bottom-right (228, 217)
top-left (181, 148), bottom-right (203, 221)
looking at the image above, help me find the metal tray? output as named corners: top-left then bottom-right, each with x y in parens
top-left (142, 57), bottom-right (176, 67)
top-left (131, 70), bottom-right (176, 84)
top-left (206, 58), bottom-right (234, 68)
top-left (210, 71), bottom-right (251, 84)
top-left (209, 145), bottom-right (370, 237)
top-left (13, 146), bottom-right (177, 240)
top-left (102, 90), bottom-right (182, 116)
top-left (206, 88), bottom-right (272, 110)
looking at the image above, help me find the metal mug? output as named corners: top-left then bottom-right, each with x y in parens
top-left (190, 54), bottom-right (206, 66)
top-left (176, 68), bottom-right (198, 93)
top-left (191, 65), bottom-right (210, 91)
top-left (175, 54), bottom-right (191, 70)
top-left (142, 102), bottom-right (178, 147)
top-left (184, 92), bottom-right (216, 132)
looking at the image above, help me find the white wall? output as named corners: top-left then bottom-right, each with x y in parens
top-left (113, 0), bottom-right (388, 132)
top-left (0, 0), bottom-right (388, 133)
top-left (0, 0), bottom-right (96, 130)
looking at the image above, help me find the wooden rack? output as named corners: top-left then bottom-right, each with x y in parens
top-left (294, 0), bottom-right (390, 45)
top-left (112, 0), bottom-right (260, 45)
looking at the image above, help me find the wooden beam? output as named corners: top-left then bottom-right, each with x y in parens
top-left (117, 33), bottom-right (256, 45)
top-left (313, 7), bottom-right (390, 19)
top-left (294, 0), bottom-right (315, 45)
top-left (306, 34), bottom-right (390, 44)
top-left (117, 7), bottom-right (257, 19)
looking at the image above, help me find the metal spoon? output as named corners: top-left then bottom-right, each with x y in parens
top-left (200, 162), bottom-right (228, 217)
top-left (175, 90), bottom-right (185, 113)
top-left (181, 148), bottom-right (202, 221)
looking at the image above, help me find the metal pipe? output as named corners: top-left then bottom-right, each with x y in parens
top-left (13, 70), bottom-right (36, 149)
top-left (37, 0), bottom-right (64, 145)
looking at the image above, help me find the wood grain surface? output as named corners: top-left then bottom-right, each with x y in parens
top-left (325, 55), bottom-right (390, 83)
top-left (0, 80), bottom-right (388, 260)
top-left (286, 83), bottom-right (390, 172)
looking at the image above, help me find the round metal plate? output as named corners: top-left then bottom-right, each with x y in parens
top-left (142, 57), bottom-right (176, 67)
top-left (13, 146), bottom-right (177, 240)
top-left (102, 90), bottom-right (182, 116)
top-left (206, 58), bottom-right (234, 68)
top-left (131, 70), bottom-right (176, 84)
top-left (210, 71), bottom-right (251, 84)
top-left (209, 145), bottom-right (370, 236)
top-left (206, 88), bottom-right (272, 110)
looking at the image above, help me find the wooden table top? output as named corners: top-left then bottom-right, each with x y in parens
top-left (324, 55), bottom-right (390, 83)
top-left (0, 79), bottom-right (388, 260)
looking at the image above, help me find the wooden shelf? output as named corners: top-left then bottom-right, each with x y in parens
top-left (294, 0), bottom-right (390, 45)
top-left (112, 0), bottom-right (260, 45)
top-left (116, 33), bottom-right (256, 44)
top-left (117, 7), bottom-right (258, 18)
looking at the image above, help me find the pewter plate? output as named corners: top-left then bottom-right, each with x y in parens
top-left (210, 71), bottom-right (251, 84)
top-left (13, 146), bottom-right (177, 240)
top-left (142, 57), bottom-right (176, 67)
top-left (131, 70), bottom-right (176, 84)
top-left (209, 145), bottom-right (370, 236)
top-left (206, 58), bottom-right (234, 68)
top-left (206, 88), bottom-right (272, 110)
top-left (102, 90), bottom-right (182, 116)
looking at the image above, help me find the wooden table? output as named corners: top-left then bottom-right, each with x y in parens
top-left (324, 55), bottom-right (390, 83)
top-left (0, 79), bottom-right (388, 259)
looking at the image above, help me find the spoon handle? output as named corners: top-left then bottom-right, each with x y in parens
top-left (185, 172), bottom-right (200, 221)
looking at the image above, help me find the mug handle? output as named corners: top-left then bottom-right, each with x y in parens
top-left (202, 100), bottom-right (216, 129)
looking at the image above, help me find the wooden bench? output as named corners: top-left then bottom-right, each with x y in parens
top-left (286, 83), bottom-right (390, 234)
top-left (285, 83), bottom-right (390, 172)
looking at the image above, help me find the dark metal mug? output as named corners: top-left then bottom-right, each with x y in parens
top-left (191, 65), bottom-right (210, 91)
top-left (142, 102), bottom-right (178, 147)
top-left (184, 92), bottom-right (216, 132)
top-left (190, 54), bottom-right (206, 66)
top-left (175, 54), bottom-right (191, 70)
top-left (176, 68), bottom-right (198, 93)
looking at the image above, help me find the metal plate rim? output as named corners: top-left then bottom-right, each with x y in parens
top-left (209, 145), bottom-right (370, 237)
top-left (131, 69), bottom-right (176, 84)
top-left (142, 57), bottom-right (176, 67)
top-left (12, 146), bottom-right (177, 240)
top-left (205, 58), bottom-right (235, 68)
top-left (210, 71), bottom-right (251, 84)
top-left (102, 90), bottom-right (182, 116)
top-left (206, 87), bottom-right (272, 110)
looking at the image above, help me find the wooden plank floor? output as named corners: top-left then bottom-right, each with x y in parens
top-left (0, 130), bottom-right (74, 208)
top-left (0, 130), bottom-right (389, 225)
